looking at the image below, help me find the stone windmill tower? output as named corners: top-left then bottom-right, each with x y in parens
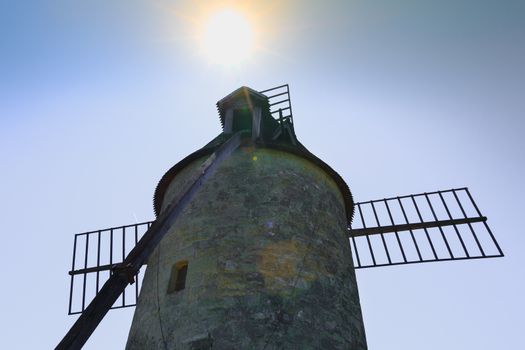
top-left (57, 85), bottom-right (503, 350)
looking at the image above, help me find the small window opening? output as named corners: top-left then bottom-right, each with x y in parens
top-left (167, 260), bottom-right (188, 294)
top-left (232, 108), bottom-right (253, 132)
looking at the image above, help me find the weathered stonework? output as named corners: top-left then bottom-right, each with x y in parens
top-left (126, 147), bottom-right (367, 349)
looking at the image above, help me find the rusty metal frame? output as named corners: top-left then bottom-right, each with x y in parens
top-left (259, 84), bottom-right (294, 125)
top-left (349, 188), bottom-right (503, 269)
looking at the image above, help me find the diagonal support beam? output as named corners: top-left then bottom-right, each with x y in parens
top-left (55, 132), bottom-right (242, 350)
top-left (348, 216), bottom-right (487, 237)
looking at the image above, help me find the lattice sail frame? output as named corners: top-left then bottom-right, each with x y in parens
top-left (67, 187), bottom-right (503, 315)
top-left (259, 84), bottom-right (294, 125)
top-left (67, 222), bottom-right (151, 315)
top-left (348, 188), bottom-right (503, 269)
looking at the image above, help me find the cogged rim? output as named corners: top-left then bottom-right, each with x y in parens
top-left (153, 137), bottom-right (355, 226)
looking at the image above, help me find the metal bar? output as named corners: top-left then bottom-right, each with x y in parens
top-left (397, 197), bottom-right (423, 261)
top-left (354, 254), bottom-right (504, 270)
top-left (68, 235), bottom-right (78, 315)
top-left (122, 227), bottom-right (126, 307)
top-left (134, 224), bottom-right (139, 306)
top-left (55, 131), bottom-right (243, 350)
top-left (269, 99), bottom-right (289, 107)
top-left (122, 227), bottom-right (126, 261)
top-left (285, 85), bottom-right (294, 124)
top-left (438, 192), bottom-right (469, 257)
top-left (265, 91), bottom-right (288, 99)
top-left (465, 188), bottom-right (484, 218)
top-left (69, 264), bottom-right (114, 275)
top-left (81, 234), bottom-right (89, 312)
top-left (348, 216), bottom-right (487, 237)
top-left (411, 195), bottom-right (439, 260)
top-left (357, 203), bottom-right (376, 266)
top-left (357, 188), bottom-right (468, 205)
top-left (465, 188), bottom-right (504, 256)
top-left (259, 84), bottom-right (288, 93)
top-left (96, 231), bottom-right (101, 292)
top-left (68, 302), bottom-right (138, 316)
top-left (350, 235), bottom-right (361, 267)
top-left (109, 229), bottom-right (113, 265)
top-left (75, 221), bottom-right (153, 237)
top-left (452, 189), bottom-right (485, 256)
top-left (371, 202), bottom-right (392, 264)
top-left (384, 199), bottom-right (407, 263)
top-left (424, 193), bottom-right (454, 258)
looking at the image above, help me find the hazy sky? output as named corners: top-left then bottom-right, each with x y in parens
top-left (1, 1), bottom-right (524, 349)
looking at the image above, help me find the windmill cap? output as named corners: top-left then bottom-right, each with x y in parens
top-left (216, 86), bottom-right (271, 129)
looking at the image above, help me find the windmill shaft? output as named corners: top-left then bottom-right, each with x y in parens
top-left (56, 133), bottom-right (242, 350)
top-left (349, 216), bottom-right (487, 237)
top-left (123, 132), bottom-right (242, 271)
top-left (56, 274), bottom-right (129, 349)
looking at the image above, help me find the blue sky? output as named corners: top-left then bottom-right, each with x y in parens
top-left (1, 1), bottom-right (524, 349)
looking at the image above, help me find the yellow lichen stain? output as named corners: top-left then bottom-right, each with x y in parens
top-left (217, 273), bottom-right (250, 297)
top-left (257, 240), bottom-right (317, 292)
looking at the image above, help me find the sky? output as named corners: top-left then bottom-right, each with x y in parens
top-left (1, 0), bottom-right (524, 349)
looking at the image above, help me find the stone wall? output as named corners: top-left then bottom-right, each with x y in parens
top-left (126, 147), bottom-right (367, 349)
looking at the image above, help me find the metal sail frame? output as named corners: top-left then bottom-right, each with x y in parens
top-left (259, 84), bottom-right (294, 125)
top-left (66, 187), bottom-right (503, 316)
top-left (348, 187), bottom-right (503, 269)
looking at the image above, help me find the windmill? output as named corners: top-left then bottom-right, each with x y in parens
top-left (56, 85), bottom-right (503, 350)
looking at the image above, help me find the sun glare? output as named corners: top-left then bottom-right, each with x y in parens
top-left (200, 9), bottom-right (254, 67)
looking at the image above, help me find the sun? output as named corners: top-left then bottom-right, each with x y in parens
top-left (199, 9), bottom-right (254, 67)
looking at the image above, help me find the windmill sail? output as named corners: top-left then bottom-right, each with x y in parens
top-left (349, 188), bottom-right (503, 269)
top-left (259, 84), bottom-right (294, 123)
top-left (67, 221), bottom-right (151, 315)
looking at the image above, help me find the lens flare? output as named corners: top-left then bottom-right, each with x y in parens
top-left (200, 9), bottom-right (254, 66)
